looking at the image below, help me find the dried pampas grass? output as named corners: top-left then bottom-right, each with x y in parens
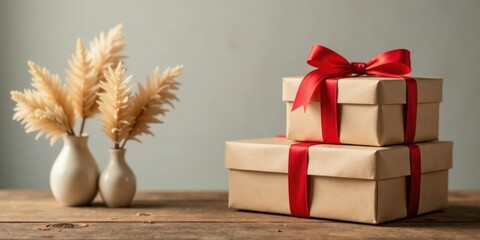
top-left (67, 39), bottom-right (98, 133)
top-left (12, 23), bottom-right (182, 149)
top-left (11, 24), bottom-right (126, 145)
top-left (88, 24), bottom-right (125, 98)
top-left (11, 61), bottom-right (76, 145)
top-left (97, 64), bottom-right (182, 149)
top-left (121, 65), bottom-right (183, 148)
top-left (89, 24), bottom-right (125, 80)
top-left (68, 24), bottom-right (125, 133)
top-left (11, 90), bottom-right (72, 145)
top-left (97, 62), bottom-right (134, 148)
top-left (28, 61), bottom-right (76, 132)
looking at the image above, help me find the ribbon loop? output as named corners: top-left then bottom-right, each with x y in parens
top-left (366, 49), bottom-right (411, 76)
top-left (306, 45), bottom-right (350, 72)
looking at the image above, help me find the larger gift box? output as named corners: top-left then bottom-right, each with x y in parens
top-left (283, 76), bottom-right (442, 146)
top-left (225, 138), bottom-right (452, 224)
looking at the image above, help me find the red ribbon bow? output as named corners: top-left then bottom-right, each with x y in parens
top-left (292, 45), bottom-right (417, 144)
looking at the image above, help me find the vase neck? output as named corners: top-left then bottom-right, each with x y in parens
top-left (63, 135), bottom-right (89, 149)
top-left (109, 149), bottom-right (127, 163)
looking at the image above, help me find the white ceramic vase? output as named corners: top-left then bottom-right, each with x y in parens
top-left (50, 135), bottom-right (99, 206)
top-left (99, 149), bottom-right (136, 207)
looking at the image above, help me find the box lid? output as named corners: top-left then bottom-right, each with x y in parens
top-left (225, 138), bottom-right (452, 180)
top-left (282, 76), bottom-right (443, 104)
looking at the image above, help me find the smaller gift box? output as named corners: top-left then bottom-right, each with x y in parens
top-left (283, 76), bottom-right (442, 146)
top-left (225, 138), bottom-right (452, 224)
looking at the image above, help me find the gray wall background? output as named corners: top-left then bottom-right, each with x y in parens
top-left (0, 0), bottom-right (479, 190)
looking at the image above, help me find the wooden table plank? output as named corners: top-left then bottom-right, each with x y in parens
top-left (0, 191), bottom-right (323, 223)
top-left (0, 190), bottom-right (479, 239)
top-left (1, 222), bottom-right (480, 240)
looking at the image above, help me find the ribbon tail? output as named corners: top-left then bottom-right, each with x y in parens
top-left (291, 70), bottom-right (326, 111)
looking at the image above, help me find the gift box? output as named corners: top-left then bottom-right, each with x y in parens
top-left (225, 138), bottom-right (452, 224)
top-left (283, 76), bottom-right (442, 146)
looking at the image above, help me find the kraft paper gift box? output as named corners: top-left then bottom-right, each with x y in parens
top-left (225, 138), bottom-right (452, 224)
top-left (283, 76), bottom-right (443, 146)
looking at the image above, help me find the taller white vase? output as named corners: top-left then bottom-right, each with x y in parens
top-left (50, 135), bottom-right (99, 206)
top-left (99, 149), bottom-right (136, 207)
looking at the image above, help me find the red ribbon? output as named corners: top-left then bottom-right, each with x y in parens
top-left (407, 144), bottom-right (421, 217)
top-left (287, 143), bottom-right (422, 218)
top-left (292, 45), bottom-right (417, 144)
top-left (288, 142), bottom-right (318, 217)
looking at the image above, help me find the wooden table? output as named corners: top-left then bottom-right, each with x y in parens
top-left (0, 191), bottom-right (479, 239)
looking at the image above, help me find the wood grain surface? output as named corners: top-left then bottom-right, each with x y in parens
top-left (0, 191), bottom-right (479, 239)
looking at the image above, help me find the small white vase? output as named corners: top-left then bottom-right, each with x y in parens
top-left (99, 149), bottom-right (136, 207)
top-left (50, 135), bottom-right (99, 206)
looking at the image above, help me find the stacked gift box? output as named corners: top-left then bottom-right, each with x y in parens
top-left (225, 45), bottom-right (452, 224)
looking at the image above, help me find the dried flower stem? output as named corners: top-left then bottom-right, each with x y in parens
top-left (79, 117), bottom-right (87, 136)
